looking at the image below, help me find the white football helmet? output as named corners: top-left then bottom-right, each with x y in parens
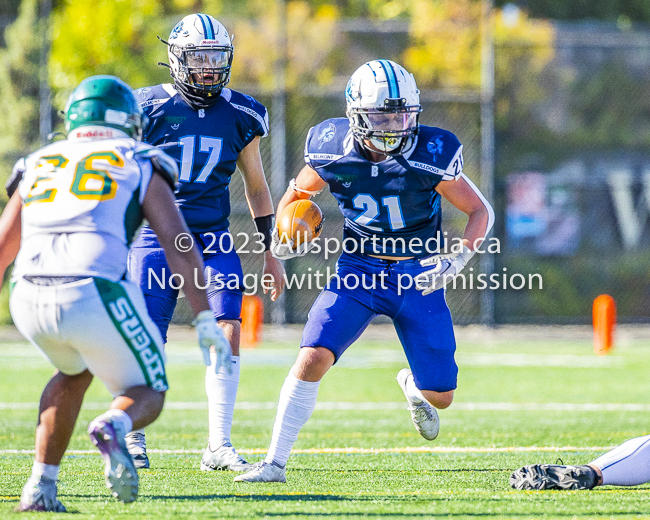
top-left (345, 60), bottom-right (421, 155)
top-left (164, 13), bottom-right (233, 109)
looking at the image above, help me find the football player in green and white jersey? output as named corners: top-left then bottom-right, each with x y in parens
top-left (0, 75), bottom-right (231, 511)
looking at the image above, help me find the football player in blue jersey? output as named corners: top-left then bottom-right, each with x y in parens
top-left (127, 13), bottom-right (285, 471)
top-left (235, 60), bottom-right (495, 483)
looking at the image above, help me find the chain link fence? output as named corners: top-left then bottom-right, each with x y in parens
top-left (494, 24), bottom-right (650, 323)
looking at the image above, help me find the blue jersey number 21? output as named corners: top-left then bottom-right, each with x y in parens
top-left (178, 136), bottom-right (223, 183)
top-left (353, 194), bottom-right (405, 231)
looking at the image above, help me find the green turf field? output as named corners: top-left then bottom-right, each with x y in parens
top-left (1, 325), bottom-right (650, 519)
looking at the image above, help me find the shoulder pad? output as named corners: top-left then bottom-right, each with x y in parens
top-left (407, 127), bottom-right (463, 180)
top-left (304, 118), bottom-right (351, 165)
top-left (6, 157), bottom-right (25, 198)
top-left (227, 90), bottom-right (269, 137)
top-left (136, 84), bottom-right (173, 112)
top-left (136, 147), bottom-right (178, 190)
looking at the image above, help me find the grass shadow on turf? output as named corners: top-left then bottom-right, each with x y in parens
top-left (148, 494), bottom-right (353, 502)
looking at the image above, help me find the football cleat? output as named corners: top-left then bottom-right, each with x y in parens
top-left (396, 368), bottom-right (440, 440)
top-left (17, 477), bottom-right (66, 512)
top-left (88, 417), bottom-right (139, 503)
top-left (510, 464), bottom-right (599, 490)
top-left (234, 461), bottom-right (287, 483)
top-left (125, 431), bottom-right (150, 469)
top-left (200, 442), bottom-right (255, 472)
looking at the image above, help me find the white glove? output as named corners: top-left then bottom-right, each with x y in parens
top-left (270, 227), bottom-right (314, 260)
top-left (415, 246), bottom-right (475, 296)
top-left (193, 310), bottom-right (232, 374)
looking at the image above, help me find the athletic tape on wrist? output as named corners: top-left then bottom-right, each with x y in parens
top-left (289, 178), bottom-right (323, 196)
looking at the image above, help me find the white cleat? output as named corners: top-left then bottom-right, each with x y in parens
top-left (234, 461), bottom-right (287, 483)
top-left (88, 417), bottom-right (139, 503)
top-left (125, 431), bottom-right (150, 469)
top-left (200, 442), bottom-right (255, 472)
top-left (18, 477), bottom-right (67, 512)
top-left (396, 368), bottom-right (440, 441)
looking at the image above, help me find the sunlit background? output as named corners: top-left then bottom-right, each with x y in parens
top-left (1, 0), bottom-right (649, 325)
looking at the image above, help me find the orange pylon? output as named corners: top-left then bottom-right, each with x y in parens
top-left (593, 294), bottom-right (616, 355)
top-left (240, 295), bottom-right (263, 348)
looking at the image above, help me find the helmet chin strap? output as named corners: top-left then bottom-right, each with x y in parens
top-left (173, 79), bottom-right (222, 110)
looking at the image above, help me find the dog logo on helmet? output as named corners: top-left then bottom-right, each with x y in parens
top-left (345, 80), bottom-right (357, 102)
top-left (170, 21), bottom-right (184, 40)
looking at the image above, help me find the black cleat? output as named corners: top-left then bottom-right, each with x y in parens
top-left (125, 431), bottom-right (150, 469)
top-left (510, 464), bottom-right (598, 490)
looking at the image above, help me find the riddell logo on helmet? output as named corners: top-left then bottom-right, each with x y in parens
top-left (73, 129), bottom-right (115, 138)
top-left (201, 40), bottom-right (220, 44)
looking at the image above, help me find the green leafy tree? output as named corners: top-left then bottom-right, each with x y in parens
top-left (49, 0), bottom-right (172, 113)
top-left (0, 0), bottom-right (42, 191)
top-left (229, 1), bottom-right (340, 91)
top-left (494, 7), bottom-right (555, 145)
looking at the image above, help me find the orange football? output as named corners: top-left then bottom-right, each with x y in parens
top-left (277, 200), bottom-right (324, 246)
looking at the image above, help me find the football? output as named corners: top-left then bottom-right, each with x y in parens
top-left (277, 199), bottom-right (324, 246)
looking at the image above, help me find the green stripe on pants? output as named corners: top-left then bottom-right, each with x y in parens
top-left (94, 277), bottom-right (168, 392)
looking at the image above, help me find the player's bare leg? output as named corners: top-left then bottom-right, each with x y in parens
top-left (19, 370), bottom-right (93, 512)
top-left (421, 389), bottom-right (454, 410)
top-left (201, 319), bottom-right (253, 471)
top-left (35, 370), bottom-right (94, 464)
top-left (235, 347), bottom-right (334, 483)
top-left (291, 346), bottom-right (335, 381)
top-left (109, 386), bottom-right (166, 429)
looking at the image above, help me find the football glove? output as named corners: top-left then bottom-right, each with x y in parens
top-left (415, 246), bottom-right (475, 296)
top-left (193, 310), bottom-right (232, 374)
top-left (270, 227), bottom-right (314, 261)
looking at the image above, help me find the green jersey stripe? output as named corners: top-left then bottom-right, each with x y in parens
top-left (93, 277), bottom-right (168, 391)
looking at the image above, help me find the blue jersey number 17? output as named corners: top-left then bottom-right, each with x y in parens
top-left (178, 136), bottom-right (223, 183)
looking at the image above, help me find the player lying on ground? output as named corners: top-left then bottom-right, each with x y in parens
top-left (126, 12), bottom-right (285, 471)
top-left (0, 76), bottom-right (230, 511)
top-left (511, 435), bottom-right (650, 490)
top-left (234, 60), bottom-right (495, 483)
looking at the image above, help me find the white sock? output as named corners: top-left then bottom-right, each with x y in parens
top-left (405, 372), bottom-right (426, 404)
top-left (30, 461), bottom-right (59, 482)
top-left (96, 409), bottom-right (133, 435)
top-left (206, 354), bottom-right (240, 449)
top-left (591, 435), bottom-right (650, 486)
top-left (265, 370), bottom-right (320, 467)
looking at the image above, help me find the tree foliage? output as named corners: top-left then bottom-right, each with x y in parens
top-left (0, 0), bottom-right (42, 190)
top-left (494, 8), bottom-right (555, 134)
top-left (403, 0), bottom-right (483, 90)
top-left (228, 1), bottom-right (340, 91)
top-left (49, 0), bottom-right (171, 112)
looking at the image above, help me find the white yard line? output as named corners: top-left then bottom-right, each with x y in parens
top-left (1, 401), bottom-right (649, 411)
top-left (0, 446), bottom-right (614, 455)
top-left (0, 346), bottom-right (623, 368)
